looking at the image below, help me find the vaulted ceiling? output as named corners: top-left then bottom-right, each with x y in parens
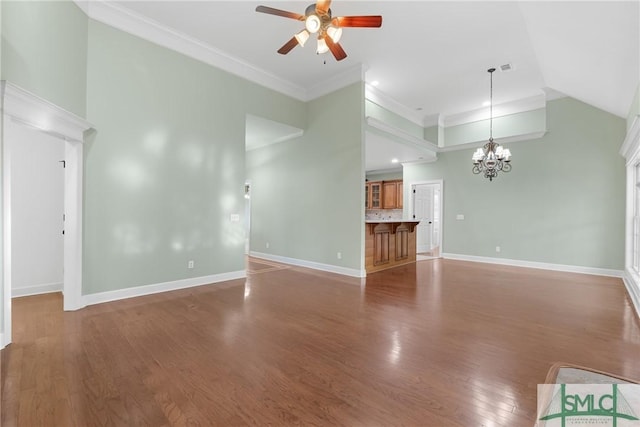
top-left (98, 1), bottom-right (638, 170)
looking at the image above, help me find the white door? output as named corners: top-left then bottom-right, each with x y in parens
top-left (412, 182), bottom-right (442, 255)
top-left (413, 184), bottom-right (433, 253)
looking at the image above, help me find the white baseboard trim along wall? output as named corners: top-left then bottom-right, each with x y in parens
top-left (442, 253), bottom-right (624, 278)
top-left (12, 282), bottom-right (62, 298)
top-left (82, 270), bottom-right (246, 307)
top-left (250, 251), bottom-right (365, 278)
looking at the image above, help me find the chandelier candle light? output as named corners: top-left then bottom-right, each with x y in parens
top-left (472, 68), bottom-right (512, 181)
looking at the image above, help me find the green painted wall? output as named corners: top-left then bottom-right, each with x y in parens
top-left (424, 125), bottom-right (439, 145)
top-left (444, 109), bottom-right (546, 146)
top-left (247, 83), bottom-right (364, 271)
top-left (365, 99), bottom-right (423, 139)
top-left (83, 20), bottom-right (305, 294)
top-left (404, 97), bottom-right (626, 270)
top-left (1, 0), bottom-right (87, 117)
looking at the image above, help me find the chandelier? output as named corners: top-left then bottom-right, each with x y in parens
top-left (472, 68), bottom-right (512, 181)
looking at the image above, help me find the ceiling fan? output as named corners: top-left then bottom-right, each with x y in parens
top-left (255, 0), bottom-right (382, 61)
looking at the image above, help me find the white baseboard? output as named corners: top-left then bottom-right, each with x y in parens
top-left (442, 253), bottom-right (624, 278)
top-left (250, 251), bottom-right (365, 278)
top-left (622, 270), bottom-right (640, 320)
top-left (12, 282), bottom-right (62, 298)
top-left (83, 270), bottom-right (246, 307)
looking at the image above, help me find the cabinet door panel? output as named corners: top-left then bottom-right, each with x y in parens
top-left (382, 181), bottom-right (397, 209)
top-left (373, 231), bottom-right (390, 265)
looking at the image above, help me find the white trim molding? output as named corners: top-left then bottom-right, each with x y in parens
top-left (250, 251), bottom-right (365, 278)
top-left (2, 82), bottom-right (91, 143)
top-left (443, 94), bottom-right (546, 128)
top-left (620, 112), bottom-right (640, 320)
top-left (365, 84), bottom-right (426, 127)
top-left (12, 282), bottom-right (63, 298)
top-left (83, 271), bottom-right (246, 307)
top-left (442, 253), bottom-right (624, 278)
top-left (366, 116), bottom-right (438, 153)
top-left (620, 116), bottom-right (640, 161)
top-left (437, 130), bottom-right (547, 153)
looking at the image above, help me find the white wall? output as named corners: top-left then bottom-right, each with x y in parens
top-left (8, 119), bottom-right (64, 296)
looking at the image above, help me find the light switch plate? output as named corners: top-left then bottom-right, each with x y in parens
top-left (456, 214), bottom-right (465, 220)
top-left (230, 214), bottom-right (240, 222)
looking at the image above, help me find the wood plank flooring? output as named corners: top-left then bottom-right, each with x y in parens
top-left (2, 258), bottom-right (640, 426)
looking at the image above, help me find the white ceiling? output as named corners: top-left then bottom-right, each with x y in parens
top-left (107, 0), bottom-right (640, 170)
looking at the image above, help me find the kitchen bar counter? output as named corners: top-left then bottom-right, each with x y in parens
top-left (365, 220), bottom-right (420, 274)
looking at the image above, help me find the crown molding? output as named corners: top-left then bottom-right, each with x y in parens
top-left (1, 81), bottom-right (94, 143)
top-left (366, 116), bottom-right (438, 153)
top-left (365, 85), bottom-right (427, 127)
top-left (437, 130), bottom-right (547, 153)
top-left (306, 64), bottom-right (367, 100)
top-left (78, 0), bottom-right (308, 101)
top-left (367, 114), bottom-right (546, 155)
top-left (443, 93), bottom-right (546, 128)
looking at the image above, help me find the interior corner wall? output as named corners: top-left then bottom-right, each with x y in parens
top-left (404, 97), bottom-right (626, 270)
top-left (1, 0), bottom-right (88, 117)
top-left (247, 83), bottom-right (365, 272)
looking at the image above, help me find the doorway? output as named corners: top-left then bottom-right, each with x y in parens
top-left (1, 81), bottom-right (92, 348)
top-left (7, 120), bottom-right (65, 298)
top-left (411, 180), bottom-right (443, 258)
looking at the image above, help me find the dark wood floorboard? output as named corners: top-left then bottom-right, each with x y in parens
top-left (2, 258), bottom-right (640, 426)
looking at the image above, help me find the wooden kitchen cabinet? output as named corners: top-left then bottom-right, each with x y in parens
top-left (366, 181), bottom-right (382, 209)
top-left (382, 180), bottom-right (403, 209)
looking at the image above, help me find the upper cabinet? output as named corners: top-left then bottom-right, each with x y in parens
top-left (366, 180), bottom-right (403, 209)
top-left (366, 181), bottom-right (382, 209)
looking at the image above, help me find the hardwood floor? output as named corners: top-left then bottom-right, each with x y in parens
top-left (2, 258), bottom-right (640, 426)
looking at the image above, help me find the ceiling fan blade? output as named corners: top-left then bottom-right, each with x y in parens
top-left (255, 5), bottom-right (305, 21)
top-left (315, 0), bottom-right (332, 15)
top-left (334, 16), bottom-right (383, 28)
top-left (325, 37), bottom-right (347, 61)
top-left (277, 36), bottom-right (299, 55)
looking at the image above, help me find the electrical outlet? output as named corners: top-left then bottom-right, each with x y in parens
top-left (337, 252), bottom-right (342, 260)
top-left (266, 242), bottom-right (270, 249)
top-left (188, 260), bottom-right (194, 269)
top-left (495, 246), bottom-right (501, 253)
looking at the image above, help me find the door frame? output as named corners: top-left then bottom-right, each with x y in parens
top-left (408, 179), bottom-right (443, 255)
top-left (1, 82), bottom-right (93, 348)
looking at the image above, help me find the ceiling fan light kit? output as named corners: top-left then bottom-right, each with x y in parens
top-left (256, 0), bottom-right (382, 61)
